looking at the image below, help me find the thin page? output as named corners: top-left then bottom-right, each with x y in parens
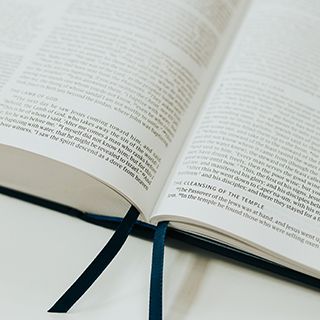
top-left (152, 0), bottom-right (320, 275)
top-left (0, 0), bottom-right (244, 217)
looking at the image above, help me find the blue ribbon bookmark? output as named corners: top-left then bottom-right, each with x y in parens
top-left (149, 222), bottom-right (169, 320)
top-left (48, 205), bottom-right (140, 313)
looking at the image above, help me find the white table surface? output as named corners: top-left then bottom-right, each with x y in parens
top-left (0, 193), bottom-right (319, 320)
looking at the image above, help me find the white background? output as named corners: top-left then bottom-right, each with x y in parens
top-left (0, 193), bottom-right (319, 320)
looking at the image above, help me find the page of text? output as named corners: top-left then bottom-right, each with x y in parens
top-left (153, 0), bottom-right (320, 274)
top-left (0, 0), bottom-right (244, 216)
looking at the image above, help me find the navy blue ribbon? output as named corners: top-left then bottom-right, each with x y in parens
top-left (149, 222), bottom-right (169, 320)
top-left (48, 205), bottom-right (140, 313)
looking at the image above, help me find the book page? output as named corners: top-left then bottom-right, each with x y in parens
top-left (0, 0), bottom-right (245, 216)
top-left (153, 0), bottom-right (320, 274)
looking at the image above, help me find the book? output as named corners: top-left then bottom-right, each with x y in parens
top-left (1, 0), bottom-right (320, 312)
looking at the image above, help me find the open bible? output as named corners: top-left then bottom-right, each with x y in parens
top-left (1, 0), bottom-right (320, 312)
